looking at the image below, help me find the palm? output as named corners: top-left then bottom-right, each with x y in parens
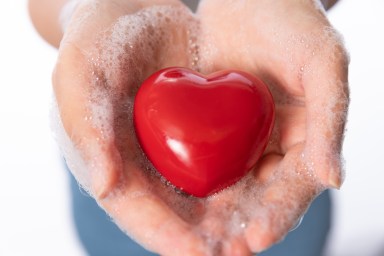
top-left (54, 0), bottom-right (349, 255)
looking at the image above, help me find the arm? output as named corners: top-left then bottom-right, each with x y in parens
top-left (28, 0), bottom-right (68, 47)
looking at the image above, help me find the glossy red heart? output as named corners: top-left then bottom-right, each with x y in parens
top-left (134, 67), bottom-right (275, 197)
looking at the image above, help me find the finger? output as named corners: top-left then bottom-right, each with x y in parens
top-left (222, 236), bottom-right (252, 256)
top-left (193, 194), bottom-right (252, 256)
top-left (245, 145), bottom-right (318, 252)
top-left (302, 27), bottom-right (349, 188)
top-left (61, 0), bottom-right (189, 49)
top-left (52, 0), bottom-right (136, 199)
top-left (53, 45), bottom-right (122, 198)
top-left (99, 164), bottom-right (206, 256)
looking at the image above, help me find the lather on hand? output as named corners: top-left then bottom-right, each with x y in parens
top-left (30, 0), bottom-right (349, 255)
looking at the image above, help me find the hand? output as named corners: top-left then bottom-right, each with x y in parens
top-left (193, 0), bottom-right (349, 253)
top-left (53, 0), bottom-right (209, 255)
top-left (52, 0), bottom-right (349, 255)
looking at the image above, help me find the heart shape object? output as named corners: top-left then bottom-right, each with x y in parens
top-left (134, 67), bottom-right (275, 197)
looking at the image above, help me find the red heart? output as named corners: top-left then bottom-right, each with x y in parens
top-left (134, 67), bottom-right (275, 197)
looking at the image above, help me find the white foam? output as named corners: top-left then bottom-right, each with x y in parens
top-left (50, 100), bottom-right (91, 192)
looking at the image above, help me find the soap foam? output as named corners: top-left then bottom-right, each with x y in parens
top-left (51, 100), bottom-right (91, 191)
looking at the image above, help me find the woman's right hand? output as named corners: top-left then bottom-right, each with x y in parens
top-left (52, 1), bottom-right (209, 255)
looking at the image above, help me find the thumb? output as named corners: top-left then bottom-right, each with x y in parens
top-left (52, 44), bottom-right (122, 199)
top-left (302, 28), bottom-right (349, 189)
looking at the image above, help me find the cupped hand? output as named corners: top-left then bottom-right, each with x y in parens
top-left (194, 0), bottom-right (349, 253)
top-left (54, 0), bottom-right (207, 255)
top-left (53, 0), bottom-right (349, 255)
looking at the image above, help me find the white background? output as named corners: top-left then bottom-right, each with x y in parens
top-left (0, 1), bottom-right (383, 255)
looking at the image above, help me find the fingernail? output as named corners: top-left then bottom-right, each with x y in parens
top-left (328, 169), bottom-right (342, 189)
top-left (92, 167), bottom-right (108, 199)
top-left (92, 163), bottom-right (120, 199)
top-left (245, 221), bottom-right (276, 253)
top-left (91, 146), bottom-right (122, 199)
